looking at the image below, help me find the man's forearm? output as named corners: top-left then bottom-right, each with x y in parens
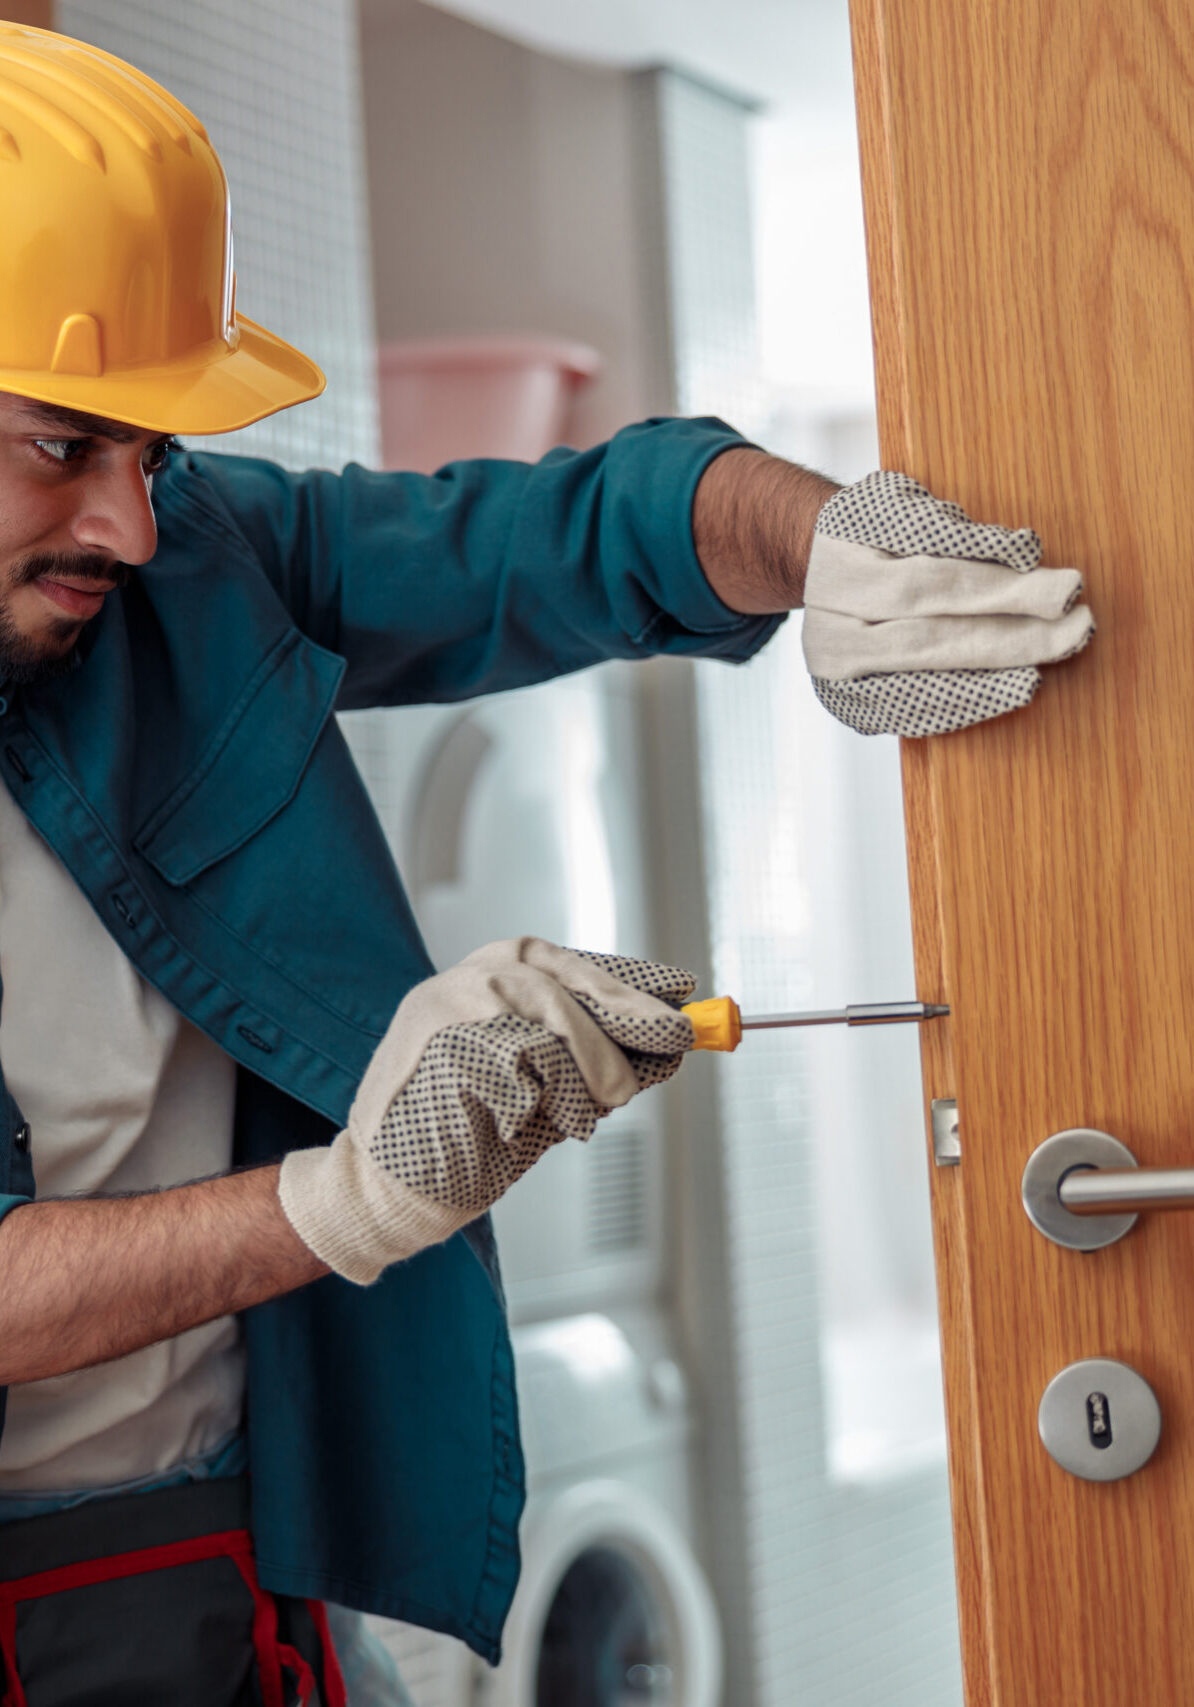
top-left (692, 445), bottom-right (840, 614)
top-left (0, 1164), bottom-right (328, 1385)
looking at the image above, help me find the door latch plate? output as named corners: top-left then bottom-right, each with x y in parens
top-left (931, 1098), bottom-right (961, 1167)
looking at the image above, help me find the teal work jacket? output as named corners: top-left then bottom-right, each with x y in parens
top-left (0, 416), bottom-right (782, 1662)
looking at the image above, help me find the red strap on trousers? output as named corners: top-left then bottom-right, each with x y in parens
top-left (0, 1528), bottom-right (346, 1707)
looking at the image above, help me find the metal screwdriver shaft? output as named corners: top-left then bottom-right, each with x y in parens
top-left (680, 995), bottom-right (949, 1052)
top-left (742, 1002), bottom-right (950, 1030)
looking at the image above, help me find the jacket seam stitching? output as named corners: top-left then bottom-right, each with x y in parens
top-left (143, 872), bottom-right (387, 1043)
top-left (466, 1326), bottom-right (522, 1637)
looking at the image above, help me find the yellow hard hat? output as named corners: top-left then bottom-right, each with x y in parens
top-left (0, 22), bottom-right (325, 434)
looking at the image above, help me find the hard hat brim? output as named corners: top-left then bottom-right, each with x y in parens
top-left (0, 313), bottom-right (326, 437)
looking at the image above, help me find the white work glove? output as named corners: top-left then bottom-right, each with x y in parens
top-left (278, 938), bottom-right (696, 1284)
top-left (802, 471), bottom-right (1096, 736)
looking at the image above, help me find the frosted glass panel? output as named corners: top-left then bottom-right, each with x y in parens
top-left (657, 59), bottom-right (965, 1707)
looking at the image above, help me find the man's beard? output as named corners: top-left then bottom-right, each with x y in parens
top-left (0, 551), bottom-right (129, 686)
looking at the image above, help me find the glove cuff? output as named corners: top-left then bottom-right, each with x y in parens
top-left (278, 1134), bottom-right (465, 1285)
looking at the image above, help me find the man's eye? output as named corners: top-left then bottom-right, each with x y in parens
top-left (33, 438), bottom-right (86, 464)
top-left (144, 437), bottom-right (181, 473)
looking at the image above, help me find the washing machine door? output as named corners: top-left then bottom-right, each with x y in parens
top-left (488, 1480), bottom-right (721, 1707)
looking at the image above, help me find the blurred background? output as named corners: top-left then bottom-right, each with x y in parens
top-left (35, 0), bottom-right (963, 1700)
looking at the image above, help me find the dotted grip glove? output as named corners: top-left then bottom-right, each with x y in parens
top-left (278, 937), bottom-right (696, 1284)
top-left (802, 471), bottom-right (1096, 736)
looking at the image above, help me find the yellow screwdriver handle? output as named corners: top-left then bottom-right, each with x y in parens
top-left (681, 996), bottom-right (743, 1052)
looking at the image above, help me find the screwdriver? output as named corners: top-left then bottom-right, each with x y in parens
top-left (680, 996), bottom-right (950, 1052)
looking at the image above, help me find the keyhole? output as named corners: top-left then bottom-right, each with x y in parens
top-left (1087, 1391), bottom-right (1113, 1449)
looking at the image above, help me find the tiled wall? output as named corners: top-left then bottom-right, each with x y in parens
top-left (57, 0), bottom-right (380, 472)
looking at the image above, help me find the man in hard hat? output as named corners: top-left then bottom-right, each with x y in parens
top-left (0, 22), bottom-right (1093, 1704)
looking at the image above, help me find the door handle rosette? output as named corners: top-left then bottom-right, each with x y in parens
top-left (1022, 1128), bottom-right (1194, 1250)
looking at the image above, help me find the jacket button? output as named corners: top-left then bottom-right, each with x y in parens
top-left (14, 1123), bottom-right (29, 1153)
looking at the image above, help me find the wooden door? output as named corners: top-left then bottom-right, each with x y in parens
top-left (849, 2), bottom-right (1194, 1702)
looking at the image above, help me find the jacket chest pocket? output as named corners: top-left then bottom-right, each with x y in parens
top-left (135, 629), bottom-right (346, 884)
top-left (132, 627), bottom-right (425, 1036)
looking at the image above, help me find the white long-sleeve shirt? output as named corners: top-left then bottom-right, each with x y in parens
top-left (0, 777), bottom-right (244, 1493)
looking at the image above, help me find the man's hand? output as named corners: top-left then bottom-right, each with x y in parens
top-left (0, 1164), bottom-right (328, 1386)
top-left (692, 450), bottom-right (1095, 738)
top-left (0, 942), bottom-right (696, 1379)
top-left (801, 471), bottom-right (1095, 735)
top-left (278, 938), bottom-right (696, 1285)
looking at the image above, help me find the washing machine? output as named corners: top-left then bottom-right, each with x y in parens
top-left (341, 671), bottom-right (720, 1703)
top-left (486, 1308), bottom-right (721, 1707)
top-left (375, 1307), bottom-right (721, 1707)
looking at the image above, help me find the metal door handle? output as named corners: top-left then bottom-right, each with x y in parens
top-left (1060, 1168), bottom-right (1194, 1215)
top-left (1021, 1128), bottom-right (1192, 1250)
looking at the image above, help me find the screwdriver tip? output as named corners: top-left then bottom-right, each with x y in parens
top-left (924, 1004), bottom-right (950, 1019)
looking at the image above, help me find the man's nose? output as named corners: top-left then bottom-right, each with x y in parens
top-left (69, 459), bottom-right (158, 567)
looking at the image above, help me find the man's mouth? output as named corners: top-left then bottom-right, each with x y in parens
top-left (36, 577), bottom-right (117, 621)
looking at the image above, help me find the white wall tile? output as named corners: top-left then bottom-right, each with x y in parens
top-left (58, 0), bottom-right (380, 470)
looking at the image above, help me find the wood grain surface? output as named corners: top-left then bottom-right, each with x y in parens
top-left (849, 2), bottom-right (1194, 1702)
